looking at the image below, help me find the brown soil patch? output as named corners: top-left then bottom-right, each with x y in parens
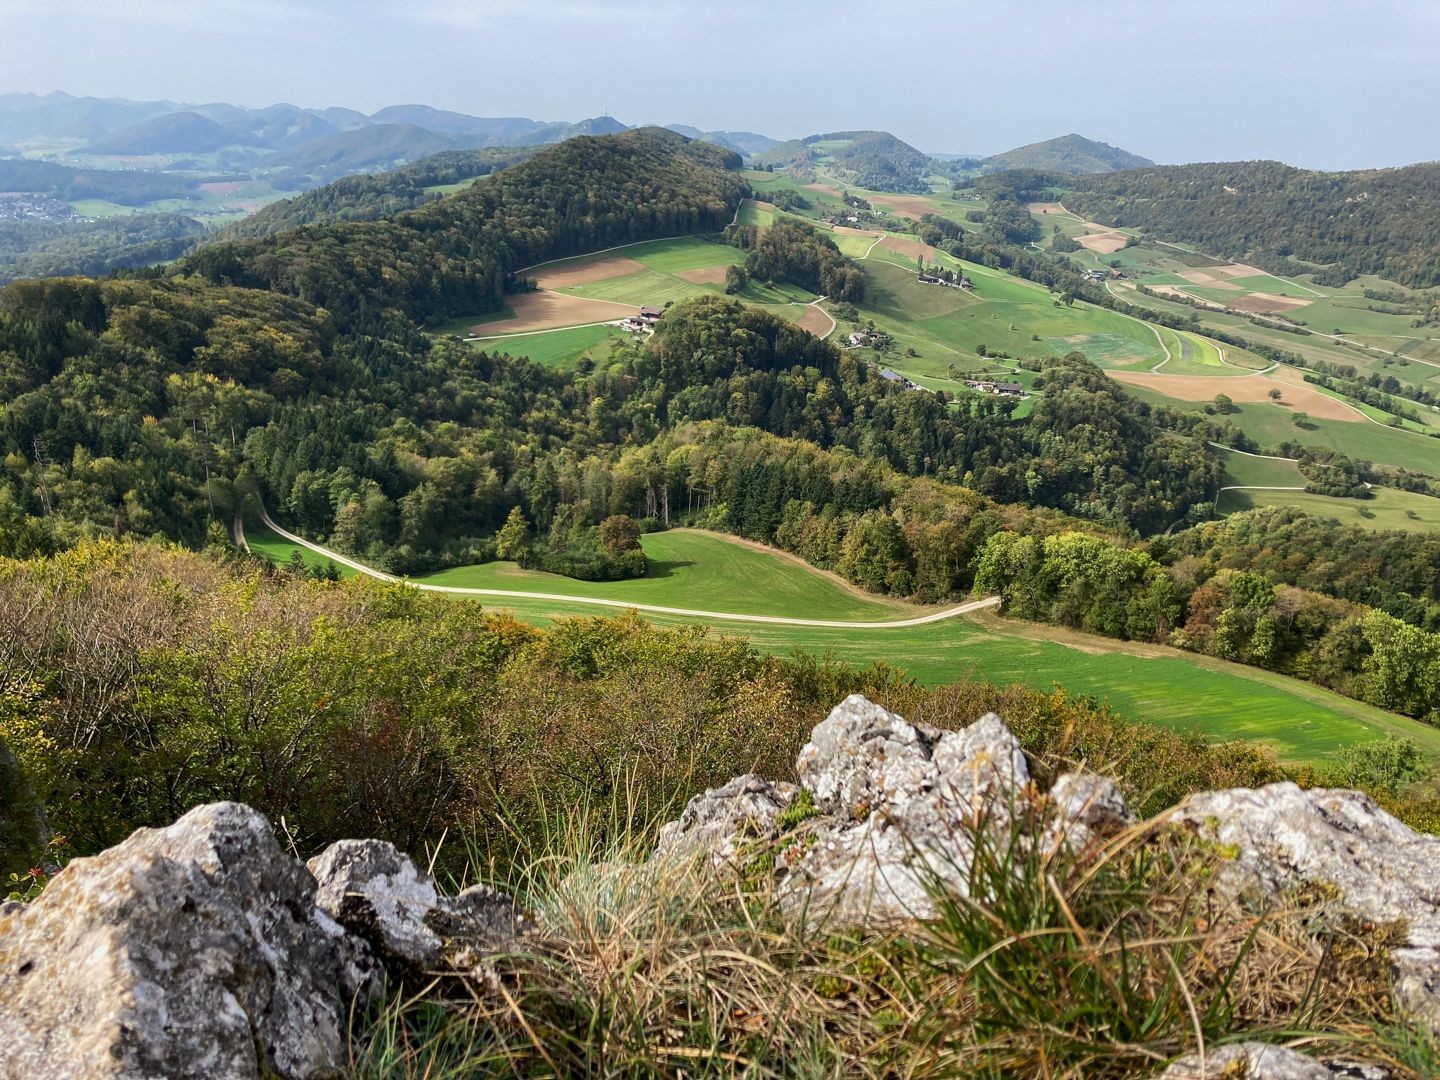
top-left (1229, 292), bottom-right (1312, 314)
top-left (528, 255), bottom-right (646, 289)
top-left (1152, 285), bottom-right (1225, 309)
top-left (787, 305), bottom-right (835, 337)
top-left (868, 193), bottom-right (934, 221)
top-left (1177, 269), bottom-right (1242, 290)
top-left (1027, 202), bottom-right (1066, 215)
top-left (803, 182), bottom-right (845, 199)
top-left (1076, 231), bottom-right (1127, 254)
top-left (1201, 262), bottom-right (1267, 280)
top-left (1109, 370), bottom-right (1362, 421)
top-left (879, 235), bottom-right (940, 261)
top-left (676, 266), bottom-right (728, 285)
top-left (472, 292), bottom-right (633, 335)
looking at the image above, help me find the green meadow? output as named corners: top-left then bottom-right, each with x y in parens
top-left (476, 323), bottom-right (631, 367)
top-left (246, 517), bottom-right (1440, 764)
top-left (1214, 445), bottom-right (1305, 487)
top-left (1218, 486), bottom-right (1440, 533)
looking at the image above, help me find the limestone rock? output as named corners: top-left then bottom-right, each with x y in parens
top-left (308, 838), bottom-right (526, 973)
top-left (0, 802), bottom-right (373, 1080)
top-left (653, 773), bottom-right (798, 867)
top-left (1157, 1042), bottom-right (1390, 1079)
top-left (1166, 783), bottom-right (1440, 1030)
top-left (1048, 772), bottom-right (1135, 851)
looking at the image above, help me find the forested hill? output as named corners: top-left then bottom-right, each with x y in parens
top-left (985, 134), bottom-right (1153, 175)
top-left (1064, 160), bottom-right (1440, 287)
top-left (187, 127), bottom-right (747, 323)
top-left (216, 146), bottom-right (539, 241)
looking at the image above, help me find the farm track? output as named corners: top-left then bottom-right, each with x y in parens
top-left (256, 506), bottom-right (1001, 629)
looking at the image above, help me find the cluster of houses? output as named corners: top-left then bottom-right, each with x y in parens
top-left (917, 272), bottom-right (973, 290)
top-left (965, 378), bottom-right (1027, 398)
top-left (1083, 268), bottom-right (1125, 282)
top-left (878, 368), bottom-right (922, 391)
top-left (620, 306), bottom-right (666, 333)
top-left (0, 192), bottom-right (75, 223)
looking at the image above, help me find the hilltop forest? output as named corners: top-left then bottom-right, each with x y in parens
top-left (1064, 159), bottom-right (1440, 287)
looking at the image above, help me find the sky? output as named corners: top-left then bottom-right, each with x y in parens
top-left (2, 0), bottom-right (1437, 170)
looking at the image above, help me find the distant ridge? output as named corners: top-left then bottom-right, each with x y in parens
top-left (984, 133), bottom-right (1153, 175)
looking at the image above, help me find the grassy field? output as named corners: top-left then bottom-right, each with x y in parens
top-left (414, 530), bottom-right (909, 621)
top-left (246, 518), bottom-right (1440, 764)
top-left (245, 526), bottom-right (354, 577)
top-left (473, 323), bottom-right (631, 367)
top-left (1218, 486), bottom-right (1440, 533)
top-left (1215, 446), bottom-right (1305, 487)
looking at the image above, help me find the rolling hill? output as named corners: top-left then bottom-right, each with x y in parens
top-left (261, 123), bottom-right (462, 180)
top-left (753, 130), bottom-right (934, 192)
top-left (86, 110), bottom-right (239, 155)
top-left (985, 133), bottom-right (1153, 175)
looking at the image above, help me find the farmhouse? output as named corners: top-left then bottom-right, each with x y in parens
top-left (878, 368), bottom-right (922, 392)
top-left (1084, 269), bottom-right (1107, 282)
top-left (638, 306), bottom-right (665, 324)
top-left (966, 379), bottom-right (1026, 397)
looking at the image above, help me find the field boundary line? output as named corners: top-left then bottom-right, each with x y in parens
top-left (256, 505), bottom-right (1001, 629)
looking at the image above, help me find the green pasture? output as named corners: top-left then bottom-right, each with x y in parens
top-left (413, 529), bottom-right (908, 622)
top-left (1218, 486), bottom-right (1440, 534)
top-left (476, 323), bottom-right (631, 367)
top-left (1214, 446), bottom-right (1304, 488)
top-left (246, 515), bottom-right (1440, 763)
top-left (245, 526), bottom-right (354, 577)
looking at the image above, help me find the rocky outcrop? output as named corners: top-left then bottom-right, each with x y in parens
top-left (1156, 1042), bottom-right (1390, 1079)
top-left (0, 803), bottom-right (373, 1080)
top-left (657, 695), bottom-right (1440, 1032)
top-left (309, 838), bottom-right (528, 975)
top-left (4, 695), bottom-right (1439, 1077)
top-left (0, 805), bottom-right (525, 1080)
top-left (1166, 782), bottom-right (1440, 1032)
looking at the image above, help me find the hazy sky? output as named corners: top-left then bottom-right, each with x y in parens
top-left (2, 0), bottom-right (1437, 169)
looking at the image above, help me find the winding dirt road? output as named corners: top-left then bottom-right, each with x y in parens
top-left (257, 507), bottom-right (1000, 629)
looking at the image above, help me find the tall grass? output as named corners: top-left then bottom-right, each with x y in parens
top-left (346, 791), bottom-right (1433, 1078)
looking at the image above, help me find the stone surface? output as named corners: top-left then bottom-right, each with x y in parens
top-left (653, 773), bottom-right (798, 867)
top-left (1048, 772), bottom-right (1135, 851)
top-left (308, 838), bottom-right (526, 973)
top-left (1157, 1042), bottom-right (1390, 1079)
top-left (1167, 782), bottom-right (1440, 1030)
top-left (0, 802), bottom-right (373, 1080)
top-left (661, 696), bottom-right (1036, 923)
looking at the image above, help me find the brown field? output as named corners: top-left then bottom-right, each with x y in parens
top-left (803, 182), bottom-right (845, 199)
top-left (878, 235), bottom-right (941, 261)
top-left (1076, 231), bottom-right (1127, 254)
top-left (1027, 202), bottom-right (1066, 215)
top-left (868, 193), bottom-right (934, 221)
top-left (1151, 285), bottom-right (1226, 309)
top-left (528, 255), bottom-right (646, 289)
top-left (1229, 292), bottom-right (1312, 314)
top-left (1202, 262), bottom-right (1268, 280)
top-left (1177, 269), bottom-right (1243, 290)
top-left (199, 181), bottom-right (247, 196)
top-left (676, 266), bottom-right (728, 285)
top-left (1110, 371), bottom-right (1362, 421)
top-left (788, 305), bottom-right (835, 337)
top-left (471, 292), bottom-right (633, 335)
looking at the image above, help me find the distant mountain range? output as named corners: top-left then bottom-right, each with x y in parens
top-left (0, 92), bottom-right (779, 186)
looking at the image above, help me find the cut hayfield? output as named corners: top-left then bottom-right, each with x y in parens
top-left (879, 235), bottom-right (941, 261)
top-left (789, 305), bottom-right (835, 337)
top-left (868, 193), bottom-right (933, 221)
top-left (528, 255), bottom-right (647, 290)
top-left (1110, 371), bottom-right (1363, 421)
top-left (472, 292), bottom-right (632, 335)
top-left (1200, 262), bottom-right (1268, 280)
top-left (1230, 292), bottom-right (1312, 314)
top-left (803, 183), bottom-right (845, 199)
top-left (1177, 269), bottom-right (1243, 290)
top-left (832, 225), bottom-right (883, 239)
top-left (676, 266), bottom-right (728, 285)
top-left (1076, 231), bottom-right (1127, 254)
